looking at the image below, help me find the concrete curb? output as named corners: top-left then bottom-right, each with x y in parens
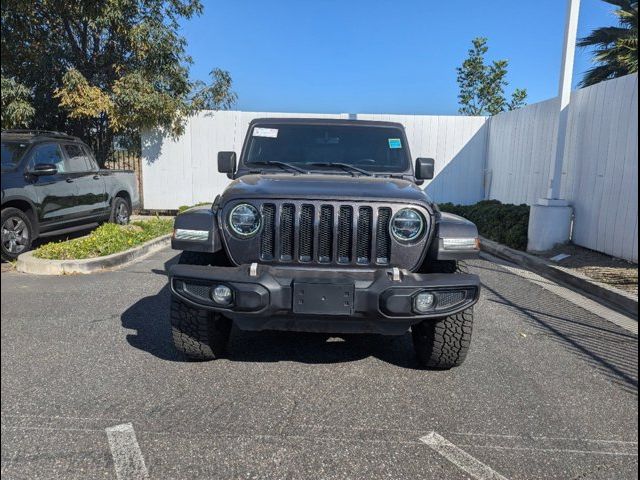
top-left (480, 236), bottom-right (638, 319)
top-left (16, 234), bottom-right (171, 275)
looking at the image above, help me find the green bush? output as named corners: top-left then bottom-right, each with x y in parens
top-left (33, 218), bottom-right (174, 260)
top-left (177, 202), bottom-right (211, 213)
top-left (439, 200), bottom-right (530, 251)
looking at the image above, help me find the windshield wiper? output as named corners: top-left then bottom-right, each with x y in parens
top-left (250, 161), bottom-right (306, 174)
top-left (306, 162), bottom-right (373, 177)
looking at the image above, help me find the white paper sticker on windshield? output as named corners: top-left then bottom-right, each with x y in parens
top-left (253, 127), bottom-right (278, 138)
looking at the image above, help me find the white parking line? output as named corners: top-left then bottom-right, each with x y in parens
top-left (420, 431), bottom-right (509, 480)
top-left (105, 423), bottom-right (149, 480)
top-left (480, 253), bottom-right (638, 335)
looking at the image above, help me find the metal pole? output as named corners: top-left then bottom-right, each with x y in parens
top-left (546, 0), bottom-right (581, 200)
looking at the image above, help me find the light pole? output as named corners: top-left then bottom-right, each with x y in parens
top-left (527, 0), bottom-right (580, 252)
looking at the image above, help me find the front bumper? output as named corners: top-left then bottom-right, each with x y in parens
top-left (168, 263), bottom-right (480, 335)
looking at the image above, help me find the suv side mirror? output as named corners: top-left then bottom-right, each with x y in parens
top-left (30, 163), bottom-right (58, 176)
top-left (415, 158), bottom-right (435, 180)
top-left (218, 151), bottom-right (237, 179)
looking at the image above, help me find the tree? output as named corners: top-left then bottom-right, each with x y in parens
top-left (1, 0), bottom-right (237, 163)
top-left (578, 0), bottom-right (638, 87)
top-left (1, 77), bottom-right (35, 129)
top-left (456, 37), bottom-right (527, 116)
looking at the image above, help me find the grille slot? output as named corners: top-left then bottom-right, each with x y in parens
top-left (318, 206), bottom-right (333, 263)
top-left (299, 205), bottom-right (314, 261)
top-left (280, 204), bottom-right (295, 260)
top-left (376, 207), bottom-right (391, 264)
top-left (356, 207), bottom-right (373, 264)
top-left (260, 204), bottom-right (276, 260)
top-left (183, 283), bottom-right (211, 300)
top-left (337, 206), bottom-right (353, 263)
top-left (436, 291), bottom-right (467, 308)
top-left (257, 202), bottom-right (402, 266)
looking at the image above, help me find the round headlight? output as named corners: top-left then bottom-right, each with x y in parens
top-left (390, 208), bottom-right (424, 242)
top-left (229, 203), bottom-right (261, 237)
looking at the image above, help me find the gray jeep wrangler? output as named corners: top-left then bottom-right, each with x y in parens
top-left (168, 118), bottom-right (480, 368)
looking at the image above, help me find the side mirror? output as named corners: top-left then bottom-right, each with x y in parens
top-left (30, 163), bottom-right (58, 176)
top-left (218, 151), bottom-right (237, 179)
top-left (415, 158), bottom-right (435, 180)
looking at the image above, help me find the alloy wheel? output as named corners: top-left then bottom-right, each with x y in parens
top-left (1, 217), bottom-right (30, 254)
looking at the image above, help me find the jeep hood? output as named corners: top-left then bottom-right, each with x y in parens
top-left (220, 174), bottom-right (432, 205)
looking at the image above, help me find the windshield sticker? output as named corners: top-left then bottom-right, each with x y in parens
top-left (253, 127), bottom-right (278, 138)
top-left (388, 138), bottom-right (402, 149)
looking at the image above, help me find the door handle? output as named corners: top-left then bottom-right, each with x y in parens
top-left (66, 178), bottom-right (74, 183)
top-left (93, 175), bottom-right (100, 180)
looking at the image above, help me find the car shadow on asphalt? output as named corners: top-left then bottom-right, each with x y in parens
top-left (122, 254), bottom-right (426, 368)
top-left (121, 284), bottom-right (423, 369)
top-left (477, 262), bottom-right (638, 396)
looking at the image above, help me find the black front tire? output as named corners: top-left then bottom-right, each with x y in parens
top-left (1, 208), bottom-right (34, 262)
top-left (110, 196), bottom-right (131, 225)
top-left (412, 308), bottom-right (474, 369)
top-left (170, 296), bottom-right (231, 361)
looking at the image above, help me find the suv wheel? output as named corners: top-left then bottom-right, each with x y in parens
top-left (412, 308), bottom-right (474, 369)
top-left (170, 296), bottom-right (232, 361)
top-left (1, 208), bottom-right (33, 261)
top-left (110, 197), bottom-right (131, 225)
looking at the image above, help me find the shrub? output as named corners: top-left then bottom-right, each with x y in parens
top-left (439, 200), bottom-right (530, 251)
top-left (33, 218), bottom-right (174, 260)
top-left (177, 202), bottom-right (211, 213)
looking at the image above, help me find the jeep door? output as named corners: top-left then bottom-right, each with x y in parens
top-left (26, 143), bottom-right (79, 226)
top-left (61, 143), bottom-right (108, 220)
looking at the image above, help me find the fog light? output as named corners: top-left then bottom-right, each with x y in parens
top-left (211, 285), bottom-right (232, 305)
top-left (414, 292), bottom-right (435, 313)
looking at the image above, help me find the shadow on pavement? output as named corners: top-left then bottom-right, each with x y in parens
top-left (121, 255), bottom-right (422, 368)
top-left (121, 281), bottom-right (422, 368)
top-left (478, 262), bottom-right (638, 395)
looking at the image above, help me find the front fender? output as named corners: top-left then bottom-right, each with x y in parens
top-left (171, 206), bottom-right (222, 253)
top-left (435, 212), bottom-right (480, 260)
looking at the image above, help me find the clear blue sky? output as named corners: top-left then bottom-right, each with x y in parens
top-left (180, 0), bottom-right (617, 115)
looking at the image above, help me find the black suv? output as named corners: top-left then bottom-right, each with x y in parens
top-left (168, 119), bottom-right (481, 369)
top-left (1, 130), bottom-right (139, 261)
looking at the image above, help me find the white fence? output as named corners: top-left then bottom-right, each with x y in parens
top-left (486, 73), bottom-right (638, 262)
top-left (141, 73), bottom-right (638, 262)
top-left (141, 112), bottom-right (488, 209)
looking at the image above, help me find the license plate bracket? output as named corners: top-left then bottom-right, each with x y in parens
top-left (293, 282), bottom-right (354, 315)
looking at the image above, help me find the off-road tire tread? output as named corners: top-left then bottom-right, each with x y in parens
top-left (412, 308), bottom-right (473, 369)
top-left (170, 296), bottom-right (230, 361)
top-left (411, 259), bottom-right (473, 369)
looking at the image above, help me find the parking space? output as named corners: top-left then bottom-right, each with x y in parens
top-left (1, 248), bottom-right (637, 479)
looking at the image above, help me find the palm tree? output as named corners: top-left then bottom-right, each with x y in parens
top-left (578, 0), bottom-right (638, 87)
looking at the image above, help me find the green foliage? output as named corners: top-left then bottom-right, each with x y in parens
top-left (177, 202), bottom-right (211, 213)
top-left (439, 200), bottom-right (530, 251)
top-left (33, 218), bottom-right (173, 260)
top-left (457, 38), bottom-right (528, 116)
top-left (578, 0), bottom-right (638, 87)
top-left (1, 0), bottom-right (237, 162)
top-left (1, 76), bottom-right (35, 129)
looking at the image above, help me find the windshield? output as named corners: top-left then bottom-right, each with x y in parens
top-left (1, 142), bottom-right (28, 169)
top-left (244, 124), bottom-right (410, 173)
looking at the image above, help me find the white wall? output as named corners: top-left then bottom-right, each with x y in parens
top-left (141, 112), bottom-right (488, 210)
top-left (486, 73), bottom-right (638, 262)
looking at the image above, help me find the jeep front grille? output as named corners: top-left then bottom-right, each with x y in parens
top-left (258, 202), bottom-right (392, 266)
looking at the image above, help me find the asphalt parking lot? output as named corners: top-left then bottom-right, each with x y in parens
top-left (1, 248), bottom-right (638, 480)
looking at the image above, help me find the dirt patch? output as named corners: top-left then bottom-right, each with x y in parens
top-left (533, 244), bottom-right (638, 295)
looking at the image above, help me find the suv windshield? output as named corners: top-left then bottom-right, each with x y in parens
top-left (244, 124), bottom-right (409, 173)
top-left (1, 141), bottom-right (28, 170)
